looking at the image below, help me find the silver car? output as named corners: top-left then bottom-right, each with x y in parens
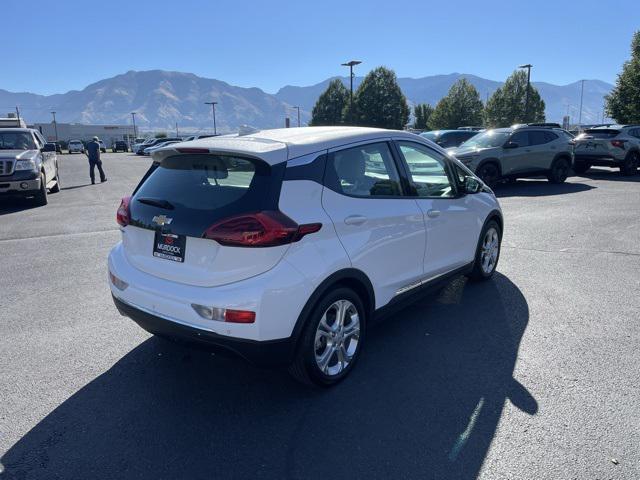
top-left (573, 125), bottom-right (640, 176)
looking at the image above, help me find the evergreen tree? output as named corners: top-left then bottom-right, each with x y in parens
top-left (606, 31), bottom-right (640, 124)
top-left (310, 79), bottom-right (350, 126)
top-left (352, 67), bottom-right (409, 129)
top-left (413, 103), bottom-right (434, 129)
top-left (484, 70), bottom-right (545, 127)
top-left (428, 79), bottom-right (484, 130)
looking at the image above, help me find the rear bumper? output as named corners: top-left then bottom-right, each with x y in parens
top-left (574, 154), bottom-right (622, 166)
top-left (112, 295), bottom-right (294, 366)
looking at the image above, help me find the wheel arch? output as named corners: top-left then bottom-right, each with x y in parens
top-left (288, 268), bottom-right (375, 353)
top-left (476, 158), bottom-right (502, 175)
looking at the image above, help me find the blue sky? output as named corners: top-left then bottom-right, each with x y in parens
top-left (4, 0), bottom-right (638, 95)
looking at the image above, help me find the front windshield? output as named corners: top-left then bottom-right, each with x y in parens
top-left (0, 132), bottom-right (36, 150)
top-left (459, 130), bottom-right (511, 149)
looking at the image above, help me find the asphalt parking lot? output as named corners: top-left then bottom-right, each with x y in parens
top-left (1, 153), bottom-right (639, 479)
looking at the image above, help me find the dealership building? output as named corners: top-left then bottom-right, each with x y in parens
top-left (33, 122), bottom-right (136, 145)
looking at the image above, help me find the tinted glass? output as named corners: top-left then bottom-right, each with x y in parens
top-left (131, 154), bottom-right (281, 237)
top-left (510, 131), bottom-right (530, 147)
top-left (528, 131), bottom-right (549, 146)
top-left (544, 131), bottom-right (559, 142)
top-left (398, 141), bottom-right (454, 198)
top-left (581, 129), bottom-right (620, 139)
top-left (0, 132), bottom-right (37, 150)
top-left (327, 142), bottom-right (402, 197)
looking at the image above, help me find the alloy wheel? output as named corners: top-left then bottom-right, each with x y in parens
top-left (480, 227), bottom-right (499, 274)
top-left (314, 299), bottom-right (360, 377)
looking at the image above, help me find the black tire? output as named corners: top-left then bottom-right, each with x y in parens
top-left (547, 157), bottom-right (570, 183)
top-left (34, 172), bottom-right (48, 206)
top-left (467, 220), bottom-right (501, 281)
top-left (573, 162), bottom-right (590, 175)
top-left (476, 162), bottom-right (501, 188)
top-left (620, 152), bottom-right (639, 176)
top-left (289, 287), bottom-right (365, 387)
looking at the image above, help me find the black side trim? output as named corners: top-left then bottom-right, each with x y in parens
top-left (112, 295), bottom-right (293, 366)
top-left (284, 153), bottom-right (327, 183)
top-left (373, 263), bottom-right (473, 322)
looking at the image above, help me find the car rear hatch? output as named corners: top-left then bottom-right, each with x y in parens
top-left (122, 149), bottom-right (290, 287)
top-left (574, 129), bottom-right (622, 156)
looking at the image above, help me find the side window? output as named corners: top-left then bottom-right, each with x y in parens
top-left (327, 142), bottom-right (402, 197)
top-left (543, 131), bottom-right (559, 143)
top-left (630, 129), bottom-right (640, 139)
top-left (528, 131), bottom-right (549, 146)
top-left (33, 132), bottom-right (45, 149)
top-left (397, 141), bottom-right (455, 198)
top-left (510, 131), bottom-right (530, 147)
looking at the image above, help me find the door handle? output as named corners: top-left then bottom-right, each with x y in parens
top-left (344, 215), bottom-right (368, 226)
top-left (427, 209), bottom-right (441, 218)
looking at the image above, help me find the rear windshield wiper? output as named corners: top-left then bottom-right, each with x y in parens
top-left (137, 197), bottom-right (175, 210)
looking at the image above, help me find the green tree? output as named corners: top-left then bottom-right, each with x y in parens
top-left (413, 103), bottom-right (434, 129)
top-left (606, 31), bottom-right (640, 123)
top-left (310, 79), bottom-right (350, 126)
top-left (427, 79), bottom-right (485, 130)
top-left (154, 132), bottom-right (167, 138)
top-left (484, 70), bottom-right (545, 127)
top-left (352, 66), bottom-right (409, 129)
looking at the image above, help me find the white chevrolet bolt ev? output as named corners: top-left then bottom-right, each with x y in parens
top-left (108, 127), bottom-right (503, 386)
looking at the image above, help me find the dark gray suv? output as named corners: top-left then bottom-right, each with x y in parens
top-left (573, 125), bottom-right (640, 176)
top-left (451, 125), bottom-right (575, 187)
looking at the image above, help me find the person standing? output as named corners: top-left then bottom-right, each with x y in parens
top-left (85, 136), bottom-right (107, 184)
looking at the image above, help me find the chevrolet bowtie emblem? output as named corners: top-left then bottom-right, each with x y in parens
top-left (152, 215), bottom-right (173, 226)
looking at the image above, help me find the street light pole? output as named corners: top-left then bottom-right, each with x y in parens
top-left (578, 79), bottom-right (585, 127)
top-left (518, 64), bottom-right (533, 121)
top-left (131, 112), bottom-right (137, 141)
top-left (292, 106), bottom-right (301, 127)
top-left (341, 60), bottom-right (362, 124)
top-left (205, 101), bottom-right (218, 135)
top-left (51, 111), bottom-right (58, 142)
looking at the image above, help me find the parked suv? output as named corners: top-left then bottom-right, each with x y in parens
top-left (108, 127), bottom-right (503, 386)
top-left (420, 129), bottom-right (479, 148)
top-left (573, 125), bottom-right (640, 176)
top-left (135, 137), bottom-right (183, 154)
top-left (68, 140), bottom-right (85, 154)
top-left (451, 125), bottom-right (574, 187)
top-left (0, 128), bottom-right (60, 205)
top-left (112, 140), bottom-right (129, 152)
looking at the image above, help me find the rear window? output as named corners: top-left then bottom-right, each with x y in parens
top-left (130, 154), bottom-right (283, 237)
top-left (582, 129), bottom-right (620, 139)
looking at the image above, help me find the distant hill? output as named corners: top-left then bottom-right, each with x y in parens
top-left (0, 70), bottom-right (613, 131)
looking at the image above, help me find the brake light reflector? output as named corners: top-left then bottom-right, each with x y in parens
top-left (224, 309), bottom-right (256, 323)
top-left (611, 139), bottom-right (626, 149)
top-left (116, 196), bottom-right (131, 226)
top-left (203, 211), bottom-right (321, 247)
top-left (191, 304), bottom-right (256, 323)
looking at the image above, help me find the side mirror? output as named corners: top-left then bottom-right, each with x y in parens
top-left (503, 142), bottom-right (519, 149)
top-left (464, 176), bottom-right (483, 194)
top-left (42, 143), bottom-right (56, 152)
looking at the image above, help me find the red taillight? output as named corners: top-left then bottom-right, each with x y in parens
top-left (116, 196), bottom-right (131, 227)
top-left (203, 211), bottom-right (321, 247)
top-left (224, 309), bottom-right (256, 323)
top-left (176, 147), bottom-right (209, 154)
top-left (611, 139), bottom-right (626, 149)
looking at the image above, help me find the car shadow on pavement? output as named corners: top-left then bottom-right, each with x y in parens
top-left (1, 273), bottom-right (535, 480)
top-left (579, 167), bottom-right (640, 183)
top-left (495, 180), bottom-right (594, 198)
top-left (0, 198), bottom-right (38, 215)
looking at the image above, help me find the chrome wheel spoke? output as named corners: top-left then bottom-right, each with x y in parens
top-left (316, 344), bottom-right (336, 373)
top-left (314, 298), bottom-right (360, 377)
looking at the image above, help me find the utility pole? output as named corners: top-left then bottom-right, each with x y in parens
top-left (131, 112), bottom-right (138, 141)
top-left (51, 111), bottom-right (58, 142)
top-left (578, 79), bottom-right (585, 128)
top-left (341, 60), bottom-right (362, 124)
top-left (518, 64), bottom-right (533, 121)
top-left (176, 122), bottom-right (179, 137)
top-left (204, 101), bottom-right (218, 135)
top-left (15, 106), bottom-right (21, 125)
top-left (292, 106), bottom-right (301, 127)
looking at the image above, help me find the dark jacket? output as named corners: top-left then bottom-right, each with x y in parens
top-left (86, 141), bottom-right (101, 162)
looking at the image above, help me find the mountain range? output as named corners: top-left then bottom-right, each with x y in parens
top-left (0, 70), bottom-right (613, 132)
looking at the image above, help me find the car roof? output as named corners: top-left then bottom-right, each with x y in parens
top-left (0, 128), bottom-right (34, 133)
top-left (155, 126), bottom-right (422, 164)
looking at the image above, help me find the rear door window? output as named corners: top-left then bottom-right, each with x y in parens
top-left (510, 131), bottom-right (530, 147)
top-left (529, 131), bottom-right (550, 145)
top-left (130, 154), bottom-right (283, 237)
top-left (325, 142), bottom-right (403, 197)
